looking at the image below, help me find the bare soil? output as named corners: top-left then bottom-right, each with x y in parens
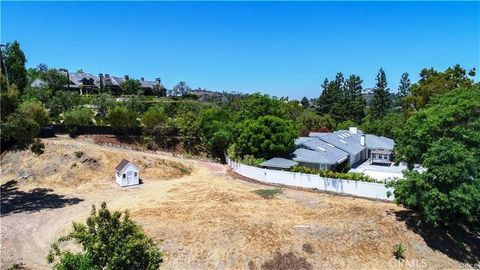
top-left (1, 136), bottom-right (477, 269)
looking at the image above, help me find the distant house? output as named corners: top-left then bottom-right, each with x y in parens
top-left (115, 159), bottom-right (140, 187)
top-left (365, 134), bottom-right (394, 165)
top-left (68, 72), bottom-right (101, 94)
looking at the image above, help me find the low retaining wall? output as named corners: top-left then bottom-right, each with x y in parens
top-left (226, 156), bottom-right (394, 201)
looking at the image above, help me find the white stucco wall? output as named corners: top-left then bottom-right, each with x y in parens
top-left (227, 156), bottom-right (394, 201)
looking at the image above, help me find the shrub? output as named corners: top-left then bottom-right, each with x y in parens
top-left (392, 243), bottom-right (406, 260)
top-left (63, 107), bottom-right (94, 134)
top-left (290, 166), bottom-right (375, 182)
top-left (107, 106), bottom-right (138, 133)
top-left (48, 202), bottom-right (163, 270)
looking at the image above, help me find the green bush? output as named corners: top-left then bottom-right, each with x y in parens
top-left (392, 243), bottom-right (406, 260)
top-left (48, 202), bottom-right (163, 270)
top-left (63, 107), bottom-right (94, 134)
top-left (290, 166), bottom-right (375, 182)
top-left (107, 106), bottom-right (138, 133)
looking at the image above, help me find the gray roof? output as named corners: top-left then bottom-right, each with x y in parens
top-left (366, 134), bottom-right (394, 150)
top-left (260, 158), bottom-right (298, 169)
top-left (115, 159), bottom-right (131, 172)
top-left (294, 137), bottom-right (315, 146)
top-left (309, 132), bottom-right (330, 137)
top-left (69, 72), bottom-right (100, 88)
top-left (293, 147), bottom-right (348, 165)
top-left (314, 132), bottom-right (365, 157)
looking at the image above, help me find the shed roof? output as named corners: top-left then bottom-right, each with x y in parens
top-left (115, 159), bottom-right (135, 172)
top-left (260, 158), bottom-right (298, 169)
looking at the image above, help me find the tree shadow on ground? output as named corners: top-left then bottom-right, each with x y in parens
top-left (390, 210), bottom-right (480, 265)
top-left (1, 180), bottom-right (83, 216)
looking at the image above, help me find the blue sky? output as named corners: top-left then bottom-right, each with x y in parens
top-left (2, 1), bottom-right (479, 99)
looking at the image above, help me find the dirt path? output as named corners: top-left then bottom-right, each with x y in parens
top-left (0, 137), bottom-right (472, 269)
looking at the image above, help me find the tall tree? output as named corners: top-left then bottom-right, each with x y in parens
top-left (4, 41), bottom-right (28, 92)
top-left (371, 68), bottom-right (391, 118)
top-left (398, 72), bottom-right (411, 97)
top-left (317, 73), bottom-right (347, 122)
top-left (300, 96), bottom-right (310, 108)
top-left (344, 74), bottom-right (365, 123)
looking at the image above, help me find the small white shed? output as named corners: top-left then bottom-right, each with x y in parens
top-left (115, 159), bottom-right (140, 187)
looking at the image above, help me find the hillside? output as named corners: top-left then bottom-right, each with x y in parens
top-left (1, 137), bottom-right (475, 269)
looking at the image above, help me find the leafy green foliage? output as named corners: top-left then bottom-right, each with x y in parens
top-left (91, 93), bottom-right (115, 116)
top-left (405, 65), bottom-right (474, 111)
top-left (120, 79), bottom-right (142, 95)
top-left (235, 93), bottom-right (283, 122)
top-left (107, 106), bottom-right (138, 133)
top-left (141, 105), bottom-right (167, 129)
top-left (48, 91), bottom-right (80, 117)
top-left (392, 243), bottom-right (406, 260)
top-left (233, 115), bottom-right (297, 159)
top-left (63, 108), bottom-right (94, 134)
top-left (48, 202), bottom-right (163, 270)
top-left (371, 68), bottom-right (391, 118)
top-left (18, 100), bottom-right (49, 127)
top-left (1, 112), bottom-right (40, 149)
top-left (170, 81), bottom-right (191, 97)
top-left (4, 41), bottom-right (28, 92)
top-left (396, 88), bottom-right (480, 165)
top-left (389, 139), bottom-right (480, 229)
top-left (290, 166), bottom-right (375, 182)
top-left (297, 109), bottom-right (336, 135)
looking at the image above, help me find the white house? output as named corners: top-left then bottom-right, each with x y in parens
top-left (115, 159), bottom-right (140, 187)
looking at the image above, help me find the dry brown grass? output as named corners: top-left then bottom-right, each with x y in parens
top-left (1, 136), bottom-right (474, 270)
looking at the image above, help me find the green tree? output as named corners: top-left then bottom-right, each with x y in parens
top-left (316, 74), bottom-right (347, 122)
top-left (141, 106), bottom-right (167, 129)
top-left (1, 112), bottom-right (39, 149)
top-left (396, 87), bottom-right (480, 165)
top-left (63, 108), bottom-right (94, 134)
top-left (0, 74), bottom-right (20, 122)
top-left (398, 72), bottom-right (411, 98)
top-left (107, 106), bottom-right (138, 133)
top-left (195, 107), bottom-right (232, 157)
top-left (233, 115), bottom-right (297, 159)
top-left (4, 41), bottom-right (28, 92)
top-left (120, 79), bottom-right (142, 95)
top-left (91, 93), bottom-right (115, 116)
top-left (124, 96), bottom-right (146, 116)
top-left (388, 139), bottom-right (480, 229)
top-left (297, 109), bottom-right (336, 135)
top-left (48, 202), bottom-right (163, 270)
top-left (371, 68), bottom-right (391, 118)
top-left (300, 97), bottom-right (310, 108)
top-left (344, 74), bottom-right (366, 123)
top-left (48, 91), bottom-right (80, 117)
top-left (235, 93), bottom-right (283, 122)
top-left (406, 65), bottom-right (474, 111)
top-left (18, 100), bottom-right (49, 127)
top-left (169, 81), bottom-right (191, 97)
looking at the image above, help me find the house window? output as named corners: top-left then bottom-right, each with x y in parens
top-left (123, 174), bottom-right (126, 178)
top-left (134, 172), bottom-right (137, 177)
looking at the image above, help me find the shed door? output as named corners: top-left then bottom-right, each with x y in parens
top-left (127, 171), bottom-right (134, 185)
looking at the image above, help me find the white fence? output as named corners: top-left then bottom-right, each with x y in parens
top-left (226, 156), bottom-right (394, 201)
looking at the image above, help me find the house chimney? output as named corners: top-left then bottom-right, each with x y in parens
top-left (124, 75), bottom-right (129, 80)
top-left (349, 127), bottom-right (358, 134)
top-left (105, 74), bottom-right (110, 78)
top-left (155, 78), bottom-right (161, 83)
top-left (140, 77), bottom-right (144, 81)
top-left (99, 73), bottom-right (104, 91)
top-left (361, 134), bottom-right (366, 147)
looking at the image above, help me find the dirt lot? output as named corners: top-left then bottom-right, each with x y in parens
top-left (1, 136), bottom-right (477, 269)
